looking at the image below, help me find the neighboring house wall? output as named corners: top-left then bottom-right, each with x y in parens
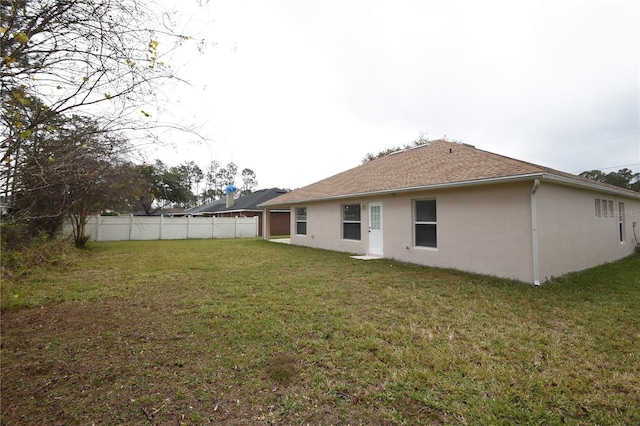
top-left (217, 210), bottom-right (290, 236)
top-left (290, 181), bottom-right (537, 282)
top-left (270, 211), bottom-right (291, 236)
top-left (536, 182), bottom-right (640, 281)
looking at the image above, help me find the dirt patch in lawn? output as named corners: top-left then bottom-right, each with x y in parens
top-left (1, 298), bottom-right (372, 425)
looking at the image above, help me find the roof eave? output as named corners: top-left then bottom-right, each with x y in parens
top-left (541, 173), bottom-right (640, 199)
top-left (259, 173), bottom-right (544, 207)
top-left (260, 172), bottom-right (640, 208)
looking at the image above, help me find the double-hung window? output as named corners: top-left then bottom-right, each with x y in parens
top-left (295, 207), bottom-right (307, 235)
top-left (415, 199), bottom-right (437, 248)
top-left (342, 204), bottom-right (361, 240)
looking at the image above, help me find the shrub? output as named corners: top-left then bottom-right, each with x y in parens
top-left (1, 223), bottom-right (73, 280)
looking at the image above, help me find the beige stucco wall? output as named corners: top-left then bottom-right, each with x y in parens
top-left (536, 182), bottom-right (640, 281)
top-left (290, 200), bottom-right (366, 254)
top-left (284, 180), bottom-right (639, 284)
top-left (290, 181), bottom-right (536, 282)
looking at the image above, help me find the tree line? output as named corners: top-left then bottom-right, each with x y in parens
top-left (0, 0), bottom-right (232, 248)
top-left (137, 159), bottom-right (258, 214)
top-left (579, 169), bottom-right (639, 192)
top-left (2, 101), bottom-right (259, 246)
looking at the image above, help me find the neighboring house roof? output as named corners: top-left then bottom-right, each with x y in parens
top-left (132, 208), bottom-right (186, 216)
top-left (261, 140), bottom-right (640, 207)
top-left (184, 199), bottom-right (226, 215)
top-left (185, 188), bottom-right (289, 215)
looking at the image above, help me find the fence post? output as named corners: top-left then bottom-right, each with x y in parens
top-left (187, 215), bottom-right (191, 239)
top-left (234, 216), bottom-right (238, 238)
top-left (159, 215), bottom-right (163, 240)
top-left (129, 214), bottom-right (134, 241)
top-left (95, 215), bottom-right (101, 242)
top-left (255, 215), bottom-right (259, 237)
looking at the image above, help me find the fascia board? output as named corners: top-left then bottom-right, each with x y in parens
top-left (259, 174), bottom-right (544, 207)
top-left (541, 174), bottom-right (640, 199)
top-left (259, 172), bottom-right (640, 208)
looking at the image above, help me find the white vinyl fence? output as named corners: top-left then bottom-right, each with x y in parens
top-left (63, 215), bottom-right (258, 242)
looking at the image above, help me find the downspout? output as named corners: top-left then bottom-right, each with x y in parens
top-left (531, 179), bottom-right (541, 286)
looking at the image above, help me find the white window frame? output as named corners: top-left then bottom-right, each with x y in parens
top-left (295, 207), bottom-right (307, 235)
top-left (342, 204), bottom-right (361, 240)
top-left (607, 200), bottom-right (614, 219)
top-left (414, 199), bottom-right (437, 248)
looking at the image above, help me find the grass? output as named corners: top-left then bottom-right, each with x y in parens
top-left (2, 238), bottom-right (639, 425)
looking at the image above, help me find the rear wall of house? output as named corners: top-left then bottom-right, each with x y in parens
top-left (536, 182), bottom-right (639, 281)
top-left (290, 181), bottom-right (536, 282)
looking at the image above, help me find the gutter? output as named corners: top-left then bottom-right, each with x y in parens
top-left (540, 173), bottom-right (640, 199)
top-left (531, 179), bottom-right (541, 286)
top-left (259, 172), bottom-right (640, 208)
top-left (259, 173), bottom-right (547, 208)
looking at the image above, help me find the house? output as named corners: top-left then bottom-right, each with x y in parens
top-left (259, 140), bottom-right (640, 284)
top-left (185, 188), bottom-right (290, 236)
top-left (132, 207), bottom-right (186, 216)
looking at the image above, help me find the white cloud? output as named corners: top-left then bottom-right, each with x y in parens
top-left (150, 0), bottom-right (639, 189)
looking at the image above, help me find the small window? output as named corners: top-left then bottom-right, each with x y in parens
top-left (608, 201), bottom-right (614, 219)
top-left (415, 199), bottom-right (437, 248)
top-left (595, 199), bottom-right (601, 218)
top-left (342, 204), bottom-right (361, 240)
top-left (295, 207), bottom-right (307, 235)
top-left (602, 199), bottom-right (611, 218)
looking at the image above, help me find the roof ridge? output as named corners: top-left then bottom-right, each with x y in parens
top-left (260, 140), bottom-right (639, 206)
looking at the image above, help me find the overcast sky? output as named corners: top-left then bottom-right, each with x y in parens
top-left (149, 0), bottom-right (639, 190)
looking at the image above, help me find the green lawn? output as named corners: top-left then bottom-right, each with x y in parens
top-left (2, 239), bottom-right (639, 425)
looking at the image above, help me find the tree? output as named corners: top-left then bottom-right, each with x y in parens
top-left (1, 0), bottom-right (208, 240)
top-left (163, 163), bottom-right (201, 208)
top-left (67, 159), bottom-right (139, 247)
top-left (1, 0), bottom-right (193, 150)
top-left (133, 162), bottom-right (164, 215)
top-left (579, 170), bottom-right (607, 182)
top-left (580, 168), bottom-right (640, 192)
top-left (176, 161), bottom-right (203, 200)
top-left (142, 160), bottom-right (204, 209)
top-left (240, 168), bottom-right (258, 196)
top-left (201, 160), bottom-right (221, 204)
top-left (214, 162), bottom-right (238, 199)
top-left (7, 112), bottom-right (132, 246)
top-left (362, 133), bottom-right (432, 163)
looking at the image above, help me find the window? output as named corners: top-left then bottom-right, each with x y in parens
top-left (342, 204), bottom-right (361, 240)
top-left (415, 199), bottom-right (437, 248)
top-left (597, 199), bottom-right (615, 218)
top-left (619, 202), bottom-right (625, 242)
top-left (295, 207), bottom-right (307, 235)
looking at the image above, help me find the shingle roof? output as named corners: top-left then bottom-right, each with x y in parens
top-left (185, 188), bottom-right (288, 214)
top-left (261, 140), bottom-right (639, 206)
top-left (224, 188), bottom-right (289, 211)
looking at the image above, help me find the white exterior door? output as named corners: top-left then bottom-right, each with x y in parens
top-left (368, 202), bottom-right (383, 256)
